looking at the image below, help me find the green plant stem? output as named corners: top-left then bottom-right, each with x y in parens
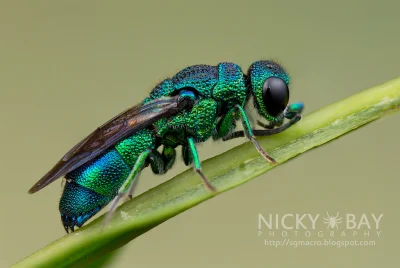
top-left (13, 78), bottom-right (400, 268)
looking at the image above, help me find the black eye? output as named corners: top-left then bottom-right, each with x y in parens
top-left (262, 77), bottom-right (289, 116)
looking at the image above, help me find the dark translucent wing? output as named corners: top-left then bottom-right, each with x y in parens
top-left (29, 96), bottom-right (191, 194)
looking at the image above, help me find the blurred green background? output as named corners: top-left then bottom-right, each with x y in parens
top-left (0, 0), bottom-right (399, 267)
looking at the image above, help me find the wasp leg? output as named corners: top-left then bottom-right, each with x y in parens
top-left (148, 146), bottom-right (176, 175)
top-left (126, 175), bottom-right (139, 200)
top-left (234, 105), bottom-right (277, 164)
top-left (222, 102), bottom-right (304, 141)
top-left (103, 149), bottom-right (150, 228)
top-left (187, 137), bottom-right (216, 192)
top-left (252, 114), bottom-right (301, 136)
top-left (161, 146), bottom-right (176, 171)
top-left (257, 120), bottom-right (275, 129)
top-left (224, 114), bottom-right (302, 140)
top-left (148, 150), bottom-right (165, 175)
top-left (182, 145), bottom-right (192, 166)
top-left (213, 107), bottom-right (237, 140)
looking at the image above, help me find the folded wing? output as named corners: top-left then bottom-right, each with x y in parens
top-left (28, 96), bottom-right (191, 193)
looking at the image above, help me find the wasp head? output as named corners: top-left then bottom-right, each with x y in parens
top-left (248, 60), bottom-right (291, 123)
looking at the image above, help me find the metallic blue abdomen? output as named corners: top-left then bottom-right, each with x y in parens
top-left (60, 129), bottom-right (156, 231)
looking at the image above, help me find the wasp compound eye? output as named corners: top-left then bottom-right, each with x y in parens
top-left (262, 77), bottom-right (289, 116)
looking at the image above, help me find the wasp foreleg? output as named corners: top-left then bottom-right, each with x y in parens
top-left (234, 105), bottom-right (277, 164)
top-left (222, 102), bottom-right (303, 141)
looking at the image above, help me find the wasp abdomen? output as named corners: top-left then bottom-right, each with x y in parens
top-left (60, 129), bottom-right (156, 231)
top-left (60, 181), bottom-right (113, 232)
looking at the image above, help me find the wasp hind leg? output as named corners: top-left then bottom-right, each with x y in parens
top-left (103, 149), bottom-right (151, 228)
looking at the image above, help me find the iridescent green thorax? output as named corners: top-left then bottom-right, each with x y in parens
top-left (149, 63), bottom-right (249, 143)
top-left (155, 98), bottom-right (218, 142)
top-left (172, 64), bottom-right (218, 97)
top-left (149, 79), bottom-right (175, 100)
top-left (248, 60), bottom-right (290, 122)
top-left (213, 63), bottom-right (248, 107)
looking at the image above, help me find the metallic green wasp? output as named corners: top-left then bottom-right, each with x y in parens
top-left (28, 60), bottom-right (304, 232)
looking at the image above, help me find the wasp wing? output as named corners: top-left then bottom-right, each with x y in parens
top-left (28, 96), bottom-right (191, 194)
